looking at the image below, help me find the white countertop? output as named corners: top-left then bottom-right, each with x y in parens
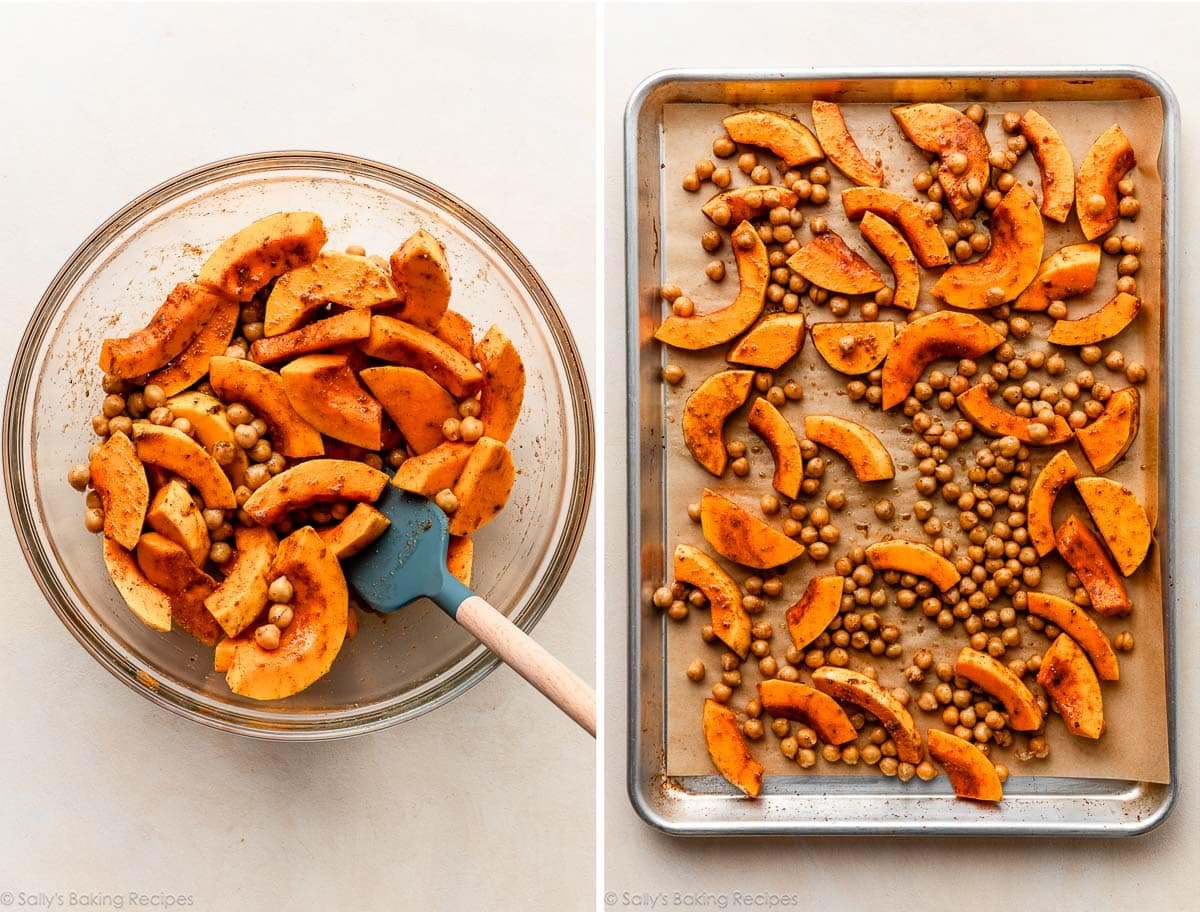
top-left (602, 2), bottom-right (1199, 906)
top-left (0, 4), bottom-right (595, 909)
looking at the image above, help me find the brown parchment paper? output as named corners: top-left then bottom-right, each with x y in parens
top-left (658, 97), bottom-right (1169, 784)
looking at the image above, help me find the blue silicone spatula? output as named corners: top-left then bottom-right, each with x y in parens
top-left (345, 483), bottom-right (595, 736)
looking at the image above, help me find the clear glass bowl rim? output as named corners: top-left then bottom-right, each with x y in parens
top-left (2, 150), bottom-right (594, 741)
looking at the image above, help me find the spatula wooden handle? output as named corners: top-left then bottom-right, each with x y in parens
top-left (455, 595), bottom-right (596, 736)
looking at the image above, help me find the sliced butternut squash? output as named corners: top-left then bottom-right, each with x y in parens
top-left (841, 187), bottom-right (951, 268)
top-left (164, 391), bottom-right (248, 487)
top-left (207, 356), bottom-right (324, 458)
top-left (702, 185), bottom-right (799, 225)
top-left (317, 503), bottom-right (391, 560)
top-left (956, 384), bottom-right (1074, 445)
top-left (1027, 592), bottom-right (1119, 682)
top-left (262, 251), bottom-right (397, 336)
top-left (892, 103), bottom-right (990, 219)
top-left (102, 538), bottom-right (172, 633)
top-left (722, 109), bottom-right (824, 168)
top-left (132, 423), bottom-right (236, 510)
top-left (1075, 387), bottom-right (1139, 473)
top-left (448, 437), bottom-right (515, 536)
top-left (360, 315), bottom-right (483, 397)
top-left (1055, 515), bottom-right (1132, 616)
top-left (474, 325), bottom-right (526, 442)
top-left (930, 185), bottom-right (1044, 309)
top-left (388, 229), bottom-right (452, 331)
top-left (786, 231), bottom-right (884, 295)
top-left (681, 369), bottom-right (754, 477)
top-left (1013, 243), bottom-right (1102, 312)
top-left (204, 526), bottom-right (278, 638)
top-left (435, 310), bottom-right (475, 360)
top-left (727, 313), bottom-right (805, 370)
top-left (811, 666), bottom-right (923, 763)
top-left (147, 296), bottom-right (239, 397)
top-left (926, 729), bottom-right (1003, 802)
top-left (702, 698), bottom-right (763, 798)
top-left (446, 535), bottom-right (474, 586)
top-left (136, 532), bottom-right (222, 645)
top-left (673, 542), bottom-right (751, 658)
top-left (747, 398), bottom-right (802, 499)
top-left (213, 638), bottom-right (237, 673)
top-left (1019, 109), bottom-right (1075, 223)
top-left (859, 212), bottom-right (918, 310)
top-left (279, 353), bottom-right (383, 450)
top-left (391, 442), bottom-right (473, 496)
top-left (1028, 450), bottom-right (1079, 557)
top-left (955, 647), bottom-right (1044, 731)
top-left (654, 222), bottom-right (768, 350)
top-left (243, 459), bottom-right (388, 527)
top-left (784, 575), bottom-right (845, 650)
top-left (360, 366), bottom-right (457, 455)
top-left (700, 488), bottom-right (805, 570)
top-left (199, 212), bottom-right (326, 302)
top-left (1076, 124), bottom-right (1136, 241)
top-left (803, 414), bottom-right (894, 482)
top-left (1038, 634), bottom-right (1104, 739)
top-left (865, 539), bottom-right (960, 591)
top-left (811, 100), bottom-right (882, 187)
top-left (89, 431), bottom-right (149, 550)
top-left (250, 309), bottom-right (373, 364)
top-left (100, 283), bottom-right (225, 378)
top-left (1074, 476), bottom-right (1152, 576)
top-left (1048, 292), bottom-right (1141, 346)
top-left (811, 321), bottom-right (894, 375)
top-left (757, 679), bottom-right (856, 745)
top-left (225, 527), bottom-right (348, 701)
top-left (881, 311), bottom-right (1003, 409)
top-left (146, 479), bottom-right (209, 566)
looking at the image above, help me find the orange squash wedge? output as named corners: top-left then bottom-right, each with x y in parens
top-left (434, 310), bottom-right (475, 360)
top-left (811, 666), bottom-right (923, 763)
top-left (132, 423), bottom-right (237, 510)
top-left (681, 369), bottom-right (754, 476)
top-left (673, 543), bottom-right (750, 659)
top-left (811, 100), bottom-right (883, 187)
top-left (727, 313), bottom-right (805, 370)
top-left (389, 229), bottom-right (452, 331)
top-left (723, 109), bottom-right (824, 168)
top-left (391, 442), bottom-right (473, 496)
top-left (317, 503), bottom-right (391, 560)
top-left (1027, 592), bottom-right (1120, 682)
top-left (955, 647), bottom-right (1044, 731)
top-left (956, 384), bottom-right (1074, 445)
top-left (204, 526), bottom-right (278, 638)
top-left (360, 315), bottom-right (483, 398)
top-left (199, 212), bottom-right (327, 302)
top-left (1076, 124), bottom-right (1136, 241)
top-left (264, 251), bottom-right (398, 336)
top-left (89, 431), bottom-right (149, 550)
top-left (892, 103), bottom-right (990, 219)
top-left (810, 321), bottom-right (894, 375)
top-left (279, 353), bottom-right (383, 451)
top-left (100, 283), bottom-right (225, 379)
top-left (926, 730), bottom-right (1003, 802)
top-left (446, 535), bottom-right (474, 586)
top-left (1038, 634), bottom-right (1104, 739)
top-left (702, 699), bottom-right (764, 798)
top-left (146, 479), bottom-right (209, 566)
top-left (1075, 387), bottom-right (1139, 473)
top-left (702, 186), bottom-right (799, 225)
top-left (1028, 450), bottom-right (1079, 557)
top-left (1074, 476), bottom-right (1152, 577)
top-left (865, 539), bottom-right (960, 591)
top-left (136, 532), bottom-right (222, 645)
top-left (783, 575), bottom-right (845, 650)
top-left (786, 231), bottom-right (884, 295)
top-left (859, 212), bottom-right (918, 310)
top-left (147, 296), bottom-right (239, 397)
top-left (207, 356), bottom-right (325, 459)
top-left (747, 398), bottom-right (803, 499)
top-left (1055, 515), bottom-right (1132, 617)
top-left (841, 187), bottom-right (951, 268)
top-left (360, 366), bottom-right (458, 455)
top-left (250, 309), bottom-right (373, 364)
top-left (1013, 243), bottom-right (1102, 312)
top-left (474, 325), bottom-right (526, 442)
top-left (757, 679), bottom-right (857, 745)
top-left (881, 311), bottom-right (1003, 409)
top-left (1047, 292), bottom-right (1141, 346)
top-left (164, 391), bottom-right (248, 487)
top-left (243, 459), bottom-right (389, 526)
top-left (102, 538), bottom-right (172, 633)
top-left (803, 414), bottom-right (894, 482)
top-left (700, 488), bottom-right (805, 570)
top-left (447, 437), bottom-right (516, 536)
top-left (1019, 109), bottom-right (1075, 223)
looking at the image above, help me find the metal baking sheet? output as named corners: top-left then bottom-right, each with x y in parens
top-left (624, 67), bottom-right (1179, 836)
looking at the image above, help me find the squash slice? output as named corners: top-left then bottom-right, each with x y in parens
top-left (360, 315), bottom-right (484, 397)
top-left (1055, 515), bottom-right (1132, 616)
top-left (955, 647), bottom-right (1044, 731)
top-left (930, 185), bottom-right (1044, 309)
top-left (811, 100), bottom-right (883, 187)
top-left (391, 442), bottom-right (473, 496)
top-left (865, 539), bottom-right (960, 591)
top-left (702, 186), bottom-right (799, 225)
top-left (389, 229), bottom-right (452, 331)
top-left (448, 437), bottom-right (515, 536)
top-left (757, 679), bottom-right (857, 745)
top-left (435, 310), bottom-right (476, 360)
top-left (1013, 243), bottom-right (1102, 312)
top-left (1047, 292), bottom-right (1140, 346)
top-left (102, 538), bottom-right (172, 633)
top-left (360, 366), bottom-right (458, 455)
top-left (811, 666), bottom-right (923, 763)
top-left (784, 575), bottom-right (845, 650)
top-left (811, 321), bottom-right (894, 375)
top-left (654, 222), bottom-right (768, 350)
top-left (722, 109), bottom-right (824, 168)
top-left (280, 353), bottom-right (384, 451)
top-left (727, 313), bottom-right (805, 370)
top-left (318, 503), bottom-right (391, 560)
top-left (146, 480), bottom-right (209, 566)
top-left (250, 309), bottom-right (372, 364)
top-left (700, 488), bottom-right (805, 570)
top-left (147, 296), bottom-right (239, 397)
top-left (1074, 476), bottom-right (1152, 576)
top-left (1028, 450), bottom-right (1079, 556)
top-left (204, 526), bottom-right (278, 638)
top-left (859, 212), bottom-right (918, 310)
top-left (1076, 124), bottom-right (1136, 241)
top-left (474, 325), bottom-right (526, 442)
top-left (673, 543), bottom-right (750, 658)
top-left (1019, 109), bottom-right (1075, 222)
top-left (89, 431), bottom-right (149, 550)
top-left (926, 730), bottom-right (1003, 802)
top-left (1027, 592), bottom-right (1120, 682)
top-left (702, 699), bottom-right (764, 798)
top-left (263, 251), bottom-right (397, 336)
top-left (881, 311), bottom-right (1003, 409)
top-left (1038, 634), bottom-right (1104, 739)
top-left (446, 535), bottom-right (474, 586)
top-left (1075, 387), bottom-right (1139, 473)
top-left (841, 187), bottom-right (951, 268)
top-left (747, 398), bottom-right (802, 499)
top-left (786, 231), bottom-right (884, 295)
top-left (100, 283), bottom-right (225, 378)
top-left (132, 423), bottom-right (236, 510)
top-left (208, 356), bottom-right (325, 458)
top-left (682, 369), bottom-right (754, 476)
top-left (164, 391), bottom-right (248, 487)
top-left (199, 212), bottom-right (326, 302)
top-left (956, 384), bottom-right (1074, 445)
top-left (892, 103), bottom-right (990, 219)
top-left (136, 532), bottom-right (222, 645)
top-left (243, 459), bottom-right (389, 526)
top-left (803, 414), bottom-right (894, 482)
top-left (225, 527), bottom-right (348, 701)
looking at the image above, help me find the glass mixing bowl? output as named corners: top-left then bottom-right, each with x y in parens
top-left (3, 152), bottom-right (593, 739)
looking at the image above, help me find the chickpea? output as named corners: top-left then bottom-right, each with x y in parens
top-left (711, 167), bottom-right (732, 189)
top-left (712, 135), bottom-right (736, 158)
top-left (700, 230), bottom-right (722, 253)
top-left (434, 489), bottom-right (459, 514)
top-left (1119, 196), bottom-right (1140, 218)
top-left (255, 623), bottom-right (281, 650)
top-left (1114, 631), bottom-right (1135, 651)
top-left (681, 172), bottom-right (700, 192)
top-left (209, 541), bottom-right (233, 565)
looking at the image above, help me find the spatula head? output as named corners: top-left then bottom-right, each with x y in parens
top-left (345, 484), bottom-right (455, 613)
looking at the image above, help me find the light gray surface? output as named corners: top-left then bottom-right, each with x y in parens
top-left (0, 4), bottom-right (595, 910)
top-left (604, 1), bottom-right (1198, 906)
